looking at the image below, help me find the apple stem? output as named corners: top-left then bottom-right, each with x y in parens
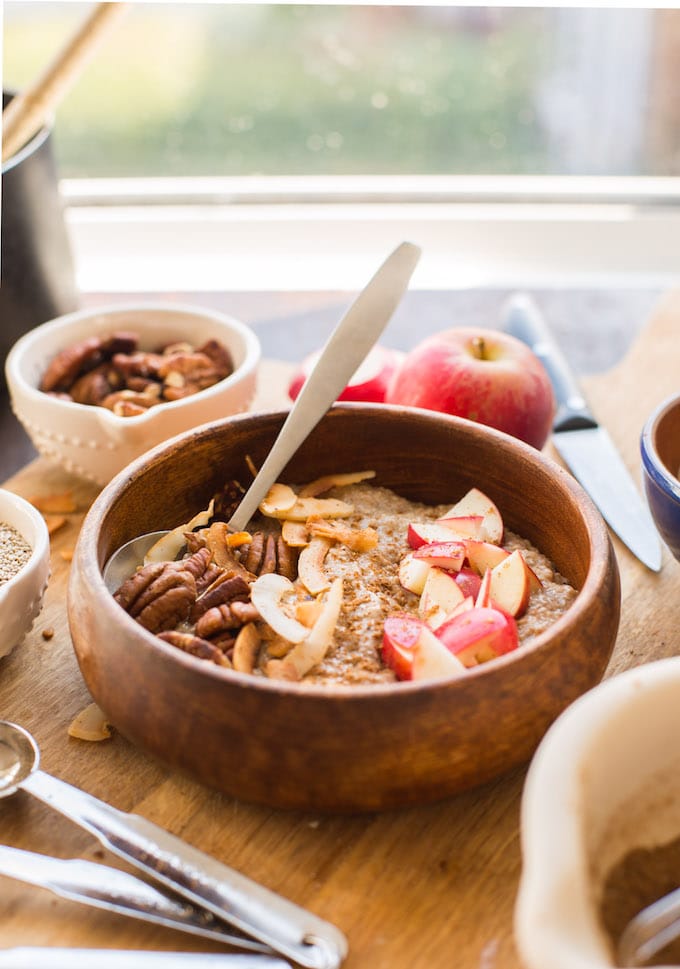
top-left (471, 336), bottom-right (486, 360)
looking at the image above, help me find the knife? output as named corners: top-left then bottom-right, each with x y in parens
top-left (502, 293), bottom-right (662, 572)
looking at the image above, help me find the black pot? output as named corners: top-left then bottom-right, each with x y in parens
top-left (1, 91), bottom-right (79, 382)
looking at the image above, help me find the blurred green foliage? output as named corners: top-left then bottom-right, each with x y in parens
top-left (4, 3), bottom-right (548, 177)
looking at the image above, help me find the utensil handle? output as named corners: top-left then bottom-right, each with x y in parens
top-left (228, 241), bottom-right (421, 531)
top-left (2, 3), bottom-right (129, 163)
top-left (501, 293), bottom-right (598, 433)
top-left (22, 771), bottom-right (346, 969)
top-left (0, 951), bottom-right (290, 969)
top-left (0, 845), bottom-right (271, 954)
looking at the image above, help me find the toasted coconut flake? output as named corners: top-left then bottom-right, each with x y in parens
top-left (204, 522), bottom-right (252, 568)
top-left (44, 514), bottom-right (67, 536)
top-left (245, 454), bottom-right (259, 478)
top-left (264, 632), bottom-right (295, 658)
top-left (30, 490), bottom-right (77, 514)
top-left (144, 501), bottom-right (214, 564)
top-left (298, 537), bottom-right (331, 595)
top-left (275, 579), bottom-right (343, 679)
top-left (308, 518), bottom-right (378, 552)
top-left (232, 622), bottom-right (261, 674)
top-left (265, 658), bottom-right (301, 681)
top-left (68, 703), bottom-right (112, 742)
top-left (250, 573), bottom-right (309, 643)
top-left (281, 521), bottom-right (310, 548)
top-left (298, 470), bottom-right (376, 497)
top-left (260, 497), bottom-right (354, 522)
top-left (259, 483), bottom-right (298, 516)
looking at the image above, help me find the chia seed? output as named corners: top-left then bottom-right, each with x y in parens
top-left (0, 523), bottom-right (32, 584)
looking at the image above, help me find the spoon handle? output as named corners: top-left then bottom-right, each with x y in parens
top-left (0, 951), bottom-right (289, 969)
top-left (22, 770), bottom-right (346, 969)
top-left (228, 240), bottom-right (421, 531)
top-left (0, 844), bottom-right (271, 953)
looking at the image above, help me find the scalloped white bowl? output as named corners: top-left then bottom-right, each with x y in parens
top-left (515, 657), bottom-right (680, 969)
top-left (6, 302), bottom-right (261, 487)
top-left (0, 489), bottom-right (50, 658)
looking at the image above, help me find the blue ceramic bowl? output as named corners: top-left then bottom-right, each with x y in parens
top-left (641, 392), bottom-right (680, 561)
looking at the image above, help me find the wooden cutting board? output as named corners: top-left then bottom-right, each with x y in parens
top-left (0, 293), bottom-right (678, 967)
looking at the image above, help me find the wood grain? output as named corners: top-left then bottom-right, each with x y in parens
top-left (1, 294), bottom-right (679, 967)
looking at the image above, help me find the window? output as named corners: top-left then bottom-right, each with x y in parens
top-left (4, 3), bottom-right (680, 289)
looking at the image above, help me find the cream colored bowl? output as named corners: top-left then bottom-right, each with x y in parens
top-left (0, 489), bottom-right (50, 658)
top-left (515, 656), bottom-right (680, 969)
top-left (6, 303), bottom-right (260, 486)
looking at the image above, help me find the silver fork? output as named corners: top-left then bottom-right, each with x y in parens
top-left (618, 885), bottom-right (680, 966)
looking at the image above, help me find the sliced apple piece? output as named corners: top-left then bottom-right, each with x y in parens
top-left (412, 540), bottom-right (465, 572)
top-left (441, 487), bottom-right (504, 545)
top-left (418, 567), bottom-right (465, 629)
top-left (488, 549), bottom-right (533, 618)
top-left (432, 515), bottom-right (484, 541)
top-left (381, 613), bottom-right (425, 680)
top-left (407, 517), bottom-right (482, 549)
top-left (454, 567), bottom-right (482, 600)
top-left (445, 596), bottom-right (475, 620)
top-left (464, 539), bottom-right (509, 576)
top-left (411, 625), bottom-right (467, 681)
top-left (398, 552), bottom-right (432, 595)
top-left (475, 568), bottom-right (492, 608)
top-left (436, 606), bottom-right (518, 668)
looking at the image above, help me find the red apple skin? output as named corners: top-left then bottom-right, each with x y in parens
top-left (455, 567), bottom-right (482, 600)
top-left (381, 613), bottom-right (427, 680)
top-left (289, 344), bottom-right (404, 403)
top-left (436, 606), bottom-right (519, 667)
top-left (385, 327), bottom-right (556, 450)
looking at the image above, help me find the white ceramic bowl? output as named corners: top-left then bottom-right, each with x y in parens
top-left (515, 657), bottom-right (680, 969)
top-left (6, 303), bottom-right (261, 486)
top-left (0, 489), bottom-right (50, 658)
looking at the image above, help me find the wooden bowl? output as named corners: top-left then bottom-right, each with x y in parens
top-left (68, 405), bottom-right (620, 813)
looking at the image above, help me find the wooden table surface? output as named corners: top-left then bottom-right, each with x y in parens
top-left (1, 292), bottom-right (679, 967)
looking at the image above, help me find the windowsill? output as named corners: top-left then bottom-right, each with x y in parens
top-left (67, 199), bottom-right (680, 293)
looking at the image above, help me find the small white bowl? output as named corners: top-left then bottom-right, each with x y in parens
top-left (0, 489), bottom-right (50, 658)
top-left (515, 657), bottom-right (680, 969)
top-left (6, 302), bottom-right (261, 486)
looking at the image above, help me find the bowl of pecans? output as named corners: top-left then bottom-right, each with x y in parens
top-left (0, 488), bottom-right (50, 658)
top-left (6, 302), bottom-right (261, 486)
top-left (69, 404), bottom-right (620, 812)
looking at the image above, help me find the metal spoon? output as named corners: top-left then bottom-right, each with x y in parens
top-left (103, 240), bottom-right (421, 593)
top-left (0, 721), bottom-right (345, 969)
top-left (617, 885), bottom-right (680, 966)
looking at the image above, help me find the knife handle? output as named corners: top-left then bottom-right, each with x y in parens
top-left (502, 294), bottom-right (598, 434)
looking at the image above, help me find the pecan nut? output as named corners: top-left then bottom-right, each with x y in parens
top-left (190, 572), bottom-right (251, 622)
top-left (69, 363), bottom-right (124, 406)
top-left (240, 532), bottom-right (298, 582)
top-left (113, 547), bottom-right (211, 633)
top-left (157, 630), bottom-right (232, 667)
top-left (40, 336), bottom-right (104, 393)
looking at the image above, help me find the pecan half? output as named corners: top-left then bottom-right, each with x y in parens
top-left (190, 572), bottom-right (251, 622)
top-left (157, 630), bottom-right (232, 667)
top-left (196, 600), bottom-right (260, 639)
top-left (40, 337), bottom-right (104, 393)
top-left (114, 560), bottom-right (198, 633)
top-left (111, 350), bottom-right (165, 382)
top-left (102, 389), bottom-right (160, 413)
top-left (240, 532), bottom-right (298, 582)
top-left (196, 338), bottom-right (234, 378)
top-left (101, 331), bottom-right (139, 357)
top-left (69, 363), bottom-right (124, 406)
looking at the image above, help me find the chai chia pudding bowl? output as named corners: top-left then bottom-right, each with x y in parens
top-left (111, 469), bottom-right (577, 686)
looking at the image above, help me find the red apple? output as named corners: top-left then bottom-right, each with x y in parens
top-left (436, 606), bottom-right (519, 667)
top-left (289, 344), bottom-right (404, 403)
top-left (464, 540), bottom-right (509, 576)
top-left (413, 541), bottom-right (466, 571)
top-left (411, 625), bottom-right (467, 681)
top-left (475, 568), bottom-right (493, 608)
top-left (408, 517), bottom-right (482, 549)
top-left (454, 567), bottom-right (482, 600)
top-left (386, 327), bottom-right (556, 450)
top-left (489, 549), bottom-right (542, 617)
top-left (443, 488), bottom-right (504, 545)
top-left (381, 613), bottom-right (424, 679)
top-left (398, 552), bottom-right (432, 595)
top-left (418, 567), bottom-right (465, 628)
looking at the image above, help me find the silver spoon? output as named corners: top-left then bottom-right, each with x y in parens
top-left (618, 885), bottom-right (680, 966)
top-left (0, 721), bottom-right (345, 969)
top-left (0, 844), bottom-right (272, 954)
top-left (103, 240), bottom-right (421, 593)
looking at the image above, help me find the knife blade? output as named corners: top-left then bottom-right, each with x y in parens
top-left (502, 293), bottom-right (662, 572)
